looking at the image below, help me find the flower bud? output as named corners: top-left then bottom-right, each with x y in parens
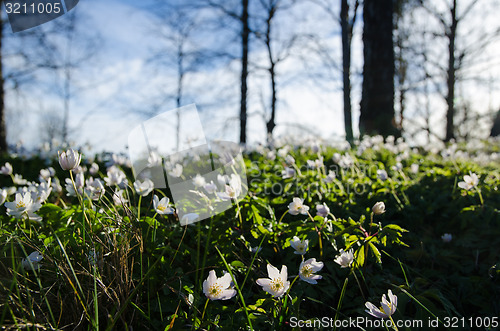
top-left (441, 233), bottom-right (452, 243)
top-left (58, 149), bottom-right (82, 171)
top-left (372, 202), bottom-right (386, 215)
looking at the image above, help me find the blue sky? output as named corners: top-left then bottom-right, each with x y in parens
top-left (3, 0), bottom-right (500, 154)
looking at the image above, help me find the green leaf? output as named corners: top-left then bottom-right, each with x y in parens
top-left (355, 245), bottom-right (365, 267)
top-left (368, 242), bottom-right (382, 264)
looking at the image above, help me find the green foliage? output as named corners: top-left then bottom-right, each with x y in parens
top-left (0, 138), bottom-right (499, 330)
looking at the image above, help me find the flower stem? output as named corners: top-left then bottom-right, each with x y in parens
top-left (215, 246), bottom-right (253, 330)
top-left (279, 275), bottom-right (299, 328)
top-left (277, 210), bottom-right (289, 225)
top-left (388, 315), bottom-right (399, 331)
top-left (333, 277), bottom-right (349, 331)
top-left (477, 188), bottom-right (484, 206)
top-left (201, 298), bottom-right (210, 324)
top-left (137, 195), bottom-right (142, 220)
top-left (235, 199), bottom-right (243, 229)
top-left (352, 269), bottom-right (367, 302)
top-left (307, 211), bottom-right (323, 258)
top-left (368, 212), bottom-right (374, 235)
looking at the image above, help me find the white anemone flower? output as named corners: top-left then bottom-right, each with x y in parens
top-left (288, 197), bottom-right (309, 215)
top-left (147, 152), bottom-right (162, 168)
top-left (410, 163), bottom-right (419, 174)
top-left (89, 163), bottom-right (99, 175)
top-left (299, 258), bottom-right (324, 284)
top-left (5, 192), bottom-right (31, 218)
top-left (113, 189), bottom-right (128, 206)
top-left (256, 264), bottom-right (290, 298)
top-left (203, 181), bottom-right (217, 194)
top-left (372, 202), bottom-right (386, 215)
top-left (0, 189), bottom-right (7, 205)
top-left (323, 170), bottom-right (336, 183)
top-left (30, 181), bottom-right (52, 204)
top-left (192, 174), bottom-right (206, 188)
top-left (285, 155), bottom-right (295, 165)
top-left (377, 169), bottom-right (388, 181)
top-left (458, 172), bottom-right (479, 190)
top-left (217, 174), bottom-right (229, 186)
top-left (58, 149), bottom-right (82, 171)
top-left (168, 164), bottom-right (183, 178)
top-left (39, 168), bottom-right (52, 182)
top-left (281, 167), bottom-right (296, 179)
top-left (0, 162), bottom-right (13, 175)
top-left (180, 213), bottom-right (199, 226)
top-left (51, 178), bottom-right (63, 193)
top-left (249, 246), bottom-right (262, 254)
top-left (153, 195), bottom-right (175, 215)
top-left (22, 251), bottom-right (44, 271)
top-left (203, 270), bottom-right (237, 300)
top-left (277, 146), bottom-right (290, 158)
top-left (290, 236), bottom-right (309, 255)
top-left (307, 157), bottom-right (324, 169)
top-left (134, 179), bottom-right (154, 196)
top-left (441, 233), bottom-right (452, 243)
top-left (316, 203), bottom-right (330, 217)
top-left (339, 154), bottom-right (354, 168)
top-left (334, 249), bottom-right (354, 268)
top-left (85, 178), bottom-right (105, 200)
top-left (216, 174), bottom-right (242, 201)
top-left (4, 186), bottom-right (16, 196)
top-left (65, 173), bottom-right (85, 197)
top-left (104, 166), bottom-right (127, 187)
top-left (13, 174), bottom-right (28, 185)
top-left (365, 289), bottom-right (398, 319)
top-left (5, 192), bottom-right (42, 221)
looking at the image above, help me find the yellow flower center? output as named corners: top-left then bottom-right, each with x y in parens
top-left (270, 278), bottom-right (284, 292)
top-left (380, 303), bottom-right (392, 315)
top-left (16, 201), bottom-right (26, 209)
top-left (157, 205), bottom-right (166, 212)
top-left (301, 265), bottom-right (313, 278)
top-left (209, 284), bottom-right (223, 297)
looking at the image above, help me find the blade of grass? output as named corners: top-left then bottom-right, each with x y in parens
top-left (215, 246), bottom-right (253, 330)
top-left (53, 232), bottom-right (94, 327)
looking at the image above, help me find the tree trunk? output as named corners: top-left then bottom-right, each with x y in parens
top-left (0, 18), bottom-right (7, 153)
top-left (359, 0), bottom-right (398, 138)
top-left (340, 0), bottom-right (354, 144)
top-left (445, 0), bottom-right (457, 142)
top-left (264, 3), bottom-right (277, 141)
top-left (266, 62), bottom-right (277, 138)
top-left (176, 43), bottom-right (184, 151)
top-left (491, 110), bottom-right (500, 137)
top-left (240, 0), bottom-right (249, 145)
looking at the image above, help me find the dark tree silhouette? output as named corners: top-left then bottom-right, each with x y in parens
top-left (418, 0), bottom-right (500, 142)
top-left (359, 0), bottom-right (399, 137)
top-left (0, 18), bottom-right (6, 153)
top-left (491, 110), bottom-right (500, 137)
top-left (254, 0), bottom-right (296, 141)
top-left (204, 0), bottom-right (252, 145)
top-left (240, 0), bottom-right (250, 145)
top-left (340, 0), bottom-right (359, 144)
